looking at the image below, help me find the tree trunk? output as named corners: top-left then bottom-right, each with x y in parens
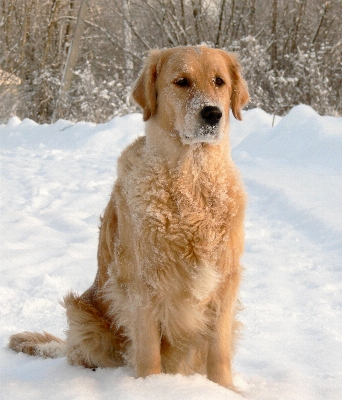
top-left (60, 0), bottom-right (88, 94)
top-left (52, 0), bottom-right (88, 122)
top-left (41, 0), bottom-right (61, 68)
top-left (312, 1), bottom-right (329, 45)
top-left (271, 0), bottom-right (278, 69)
top-left (123, 0), bottom-right (133, 83)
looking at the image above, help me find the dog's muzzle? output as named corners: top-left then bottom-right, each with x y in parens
top-left (181, 104), bottom-right (224, 144)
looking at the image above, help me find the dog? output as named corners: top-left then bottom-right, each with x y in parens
top-left (9, 45), bottom-right (249, 391)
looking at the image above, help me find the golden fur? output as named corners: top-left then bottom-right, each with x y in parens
top-left (9, 45), bottom-right (249, 391)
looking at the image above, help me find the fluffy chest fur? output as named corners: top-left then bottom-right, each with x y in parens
top-left (119, 137), bottom-right (240, 269)
top-left (112, 137), bottom-right (244, 342)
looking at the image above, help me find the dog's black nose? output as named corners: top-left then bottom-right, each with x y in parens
top-left (200, 106), bottom-right (222, 126)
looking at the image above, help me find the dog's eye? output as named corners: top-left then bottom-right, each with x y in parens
top-left (215, 77), bottom-right (225, 87)
top-left (175, 78), bottom-right (189, 87)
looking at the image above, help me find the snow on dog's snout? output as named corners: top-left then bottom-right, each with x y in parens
top-left (178, 95), bottom-right (225, 145)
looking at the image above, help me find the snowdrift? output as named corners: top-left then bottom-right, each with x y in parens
top-left (1, 105), bottom-right (341, 399)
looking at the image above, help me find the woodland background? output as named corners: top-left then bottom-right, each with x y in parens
top-left (1, 0), bottom-right (341, 124)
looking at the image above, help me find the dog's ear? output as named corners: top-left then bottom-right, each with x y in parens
top-left (221, 51), bottom-right (249, 120)
top-left (131, 50), bottom-right (161, 121)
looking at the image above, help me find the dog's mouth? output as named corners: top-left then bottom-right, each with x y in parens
top-left (184, 126), bottom-right (220, 143)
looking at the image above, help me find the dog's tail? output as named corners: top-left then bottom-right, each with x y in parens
top-left (8, 331), bottom-right (66, 359)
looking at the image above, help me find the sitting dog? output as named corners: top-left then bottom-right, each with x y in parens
top-left (9, 45), bottom-right (249, 391)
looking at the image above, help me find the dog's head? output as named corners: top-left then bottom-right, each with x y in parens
top-left (132, 46), bottom-right (249, 145)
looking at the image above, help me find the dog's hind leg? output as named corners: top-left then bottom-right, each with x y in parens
top-left (63, 291), bottom-right (126, 368)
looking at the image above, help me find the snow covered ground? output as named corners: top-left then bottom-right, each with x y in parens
top-left (1, 105), bottom-right (341, 399)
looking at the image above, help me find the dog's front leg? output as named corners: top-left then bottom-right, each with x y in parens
top-left (207, 271), bottom-right (241, 390)
top-left (133, 308), bottom-right (161, 377)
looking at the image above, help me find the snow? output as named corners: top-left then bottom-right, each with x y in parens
top-left (1, 105), bottom-right (342, 399)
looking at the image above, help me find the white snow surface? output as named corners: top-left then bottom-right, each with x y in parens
top-left (1, 105), bottom-right (341, 399)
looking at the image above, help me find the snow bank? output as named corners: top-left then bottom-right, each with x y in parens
top-left (1, 105), bottom-right (341, 399)
top-left (0, 113), bottom-right (143, 152)
top-left (234, 105), bottom-right (342, 169)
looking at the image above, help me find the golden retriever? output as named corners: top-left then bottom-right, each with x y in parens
top-left (9, 45), bottom-right (249, 391)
